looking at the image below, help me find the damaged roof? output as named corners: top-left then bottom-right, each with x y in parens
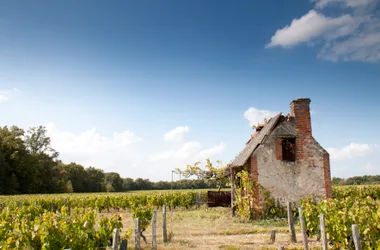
top-left (229, 113), bottom-right (282, 168)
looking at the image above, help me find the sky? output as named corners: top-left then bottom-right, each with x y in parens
top-left (0, 0), bottom-right (379, 181)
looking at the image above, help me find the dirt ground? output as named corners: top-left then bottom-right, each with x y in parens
top-left (104, 207), bottom-right (323, 250)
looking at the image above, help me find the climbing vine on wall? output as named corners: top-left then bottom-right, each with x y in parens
top-left (234, 170), bottom-right (287, 220)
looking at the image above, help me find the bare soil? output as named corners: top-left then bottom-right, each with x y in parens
top-left (104, 207), bottom-right (323, 250)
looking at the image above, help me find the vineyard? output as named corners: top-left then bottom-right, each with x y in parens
top-left (0, 186), bottom-right (379, 249)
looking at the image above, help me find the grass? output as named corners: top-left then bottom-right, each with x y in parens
top-left (108, 206), bottom-right (324, 250)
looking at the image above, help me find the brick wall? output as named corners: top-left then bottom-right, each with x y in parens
top-left (323, 152), bottom-right (332, 198)
top-left (291, 98), bottom-right (312, 162)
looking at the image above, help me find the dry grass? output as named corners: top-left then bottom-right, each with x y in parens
top-left (106, 206), bottom-right (323, 250)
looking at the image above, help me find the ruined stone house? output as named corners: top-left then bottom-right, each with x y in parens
top-left (226, 98), bottom-right (332, 206)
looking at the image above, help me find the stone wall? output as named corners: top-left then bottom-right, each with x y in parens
top-left (251, 118), bottom-right (330, 205)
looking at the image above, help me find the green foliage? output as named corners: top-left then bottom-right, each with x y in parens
top-left (301, 196), bottom-right (380, 249)
top-left (333, 175), bottom-right (380, 185)
top-left (181, 158), bottom-right (228, 191)
top-left (131, 205), bottom-right (153, 231)
top-left (0, 205), bottom-right (123, 249)
top-left (234, 170), bottom-right (286, 220)
top-left (0, 191), bottom-right (208, 248)
top-left (332, 185), bottom-right (380, 200)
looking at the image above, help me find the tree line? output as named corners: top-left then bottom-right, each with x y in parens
top-left (0, 125), bottom-right (220, 195)
top-left (332, 175), bottom-right (380, 186)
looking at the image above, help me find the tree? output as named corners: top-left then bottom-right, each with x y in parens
top-left (105, 172), bottom-right (123, 192)
top-left (122, 177), bottom-right (136, 191)
top-left (181, 158), bottom-right (228, 191)
top-left (0, 126), bottom-right (30, 194)
top-left (25, 126), bottom-right (58, 158)
top-left (86, 167), bottom-right (105, 192)
top-left (65, 163), bottom-right (89, 192)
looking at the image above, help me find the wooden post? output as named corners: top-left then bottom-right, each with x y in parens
top-left (107, 196), bottom-right (110, 213)
top-left (298, 207), bottom-right (309, 250)
top-left (112, 228), bottom-right (119, 250)
top-left (135, 218), bottom-right (140, 250)
top-left (270, 230), bottom-right (276, 243)
top-left (287, 202), bottom-right (297, 243)
top-left (319, 214), bottom-right (328, 250)
top-left (163, 205), bottom-right (168, 243)
top-left (352, 224), bottom-right (362, 250)
top-left (196, 193), bottom-right (200, 209)
top-left (152, 210), bottom-right (157, 250)
top-left (230, 168), bottom-right (235, 216)
top-left (51, 200), bottom-right (54, 212)
top-left (120, 240), bottom-right (128, 250)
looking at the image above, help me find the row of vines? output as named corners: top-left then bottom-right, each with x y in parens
top-left (0, 205), bottom-right (123, 250)
top-left (0, 191), bottom-right (208, 212)
top-left (233, 172), bottom-right (380, 249)
top-left (1, 186), bottom-right (380, 249)
top-left (0, 191), bottom-right (207, 250)
top-left (301, 196), bottom-right (380, 249)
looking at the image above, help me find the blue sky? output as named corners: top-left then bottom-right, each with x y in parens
top-left (1, 0), bottom-right (379, 181)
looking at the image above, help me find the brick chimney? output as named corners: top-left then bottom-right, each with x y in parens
top-left (290, 98), bottom-right (312, 161)
top-left (290, 98), bottom-right (312, 138)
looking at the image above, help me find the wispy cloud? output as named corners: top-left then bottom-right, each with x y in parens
top-left (266, 0), bottom-right (380, 62)
top-left (164, 126), bottom-right (189, 142)
top-left (243, 107), bottom-right (279, 127)
top-left (45, 123), bottom-right (225, 181)
top-left (314, 0), bottom-right (377, 9)
top-left (327, 142), bottom-right (375, 161)
top-left (0, 88), bottom-right (19, 103)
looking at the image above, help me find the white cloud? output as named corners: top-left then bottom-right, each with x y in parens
top-left (200, 142), bottom-right (226, 158)
top-left (243, 107), bottom-right (278, 127)
top-left (46, 123), bottom-right (145, 178)
top-left (47, 123), bottom-right (142, 156)
top-left (0, 88), bottom-right (18, 103)
top-left (151, 141), bottom-right (202, 161)
top-left (0, 94), bottom-right (9, 103)
top-left (328, 143), bottom-right (380, 178)
top-left (363, 161), bottom-right (376, 170)
top-left (164, 126), bottom-right (189, 142)
top-left (151, 141), bottom-right (225, 162)
top-left (315, 0), bottom-right (377, 9)
top-left (45, 123), bottom-right (225, 181)
top-left (266, 1), bottom-right (380, 62)
top-left (318, 31), bottom-right (380, 62)
top-left (327, 142), bottom-right (374, 161)
top-left (266, 10), bottom-right (359, 48)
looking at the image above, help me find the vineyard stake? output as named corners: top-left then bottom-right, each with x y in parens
top-left (196, 193), bottom-right (200, 209)
top-left (120, 240), bottom-right (128, 250)
top-left (298, 207), bottom-right (309, 250)
top-left (112, 228), bottom-right (119, 250)
top-left (287, 202), bottom-right (297, 243)
top-left (319, 214), bottom-right (328, 250)
top-left (230, 168), bottom-right (235, 217)
top-left (352, 224), bottom-right (362, 250)
top-left (135, 218), bottom-right (140, 250)
top-left (163, 205), bottom-right (168, 243)
top-left (107, 196), bottom-right (110, 213)
top-left (152, 210), bottom-right (157, 250)
top-left (270, 230), bottom-right (276, 243)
